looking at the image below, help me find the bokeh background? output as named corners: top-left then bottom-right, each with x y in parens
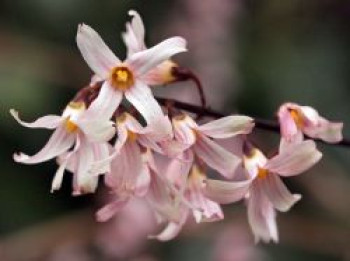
top-left (1, 0), bottom-right (350, 260)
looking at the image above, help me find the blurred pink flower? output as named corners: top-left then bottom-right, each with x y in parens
top-left (278, 102), bottom-right (343, 148)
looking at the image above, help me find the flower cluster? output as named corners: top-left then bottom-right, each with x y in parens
top-left (11, 10), bottom-right (344, 243)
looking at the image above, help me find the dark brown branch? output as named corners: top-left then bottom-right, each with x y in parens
top-left (156, 97), bottom-right (350, 148)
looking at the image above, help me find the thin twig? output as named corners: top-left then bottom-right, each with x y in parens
top-left (156, 97), bottom-right (350, 148)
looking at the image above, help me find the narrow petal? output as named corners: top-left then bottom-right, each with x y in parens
top-left (78, 117), bottom-right (115, 142)
top-left (96, 199), bottom-right (129, 222)
top-left (126, 37), bottom-right (187, 76)
top-left (76, 24), bottom-right (120, 78)
top-left (278, 105), bottom-right (299, 140)
top-left (125, 81), bottom-right (164, 124)
top-left (194, 134), bottom-right (241, 179)
top-left (135, 164), bottom-right (151, 197)
top-left (51, 158), bottom-right (69, 193)
top-left (203, 179), bottom-right (252, 204)
top-left (197, 116), bottom-right (254, 139)
top-left (266, 140), bottom-right (322, 176)
top-left (73, 139), bottom-right (98, 195)
top-left (303, 119), bottom-right (343, 143)
top-left (14, 127), bottom-right (75, 164)
top-left (247, 181), bottom-right (278, 243)
top-left (122, 10), bottom-right (146, 56)
top-left (149, 221), bottom-right (184, 241)
top-left (10, 109), bottom-right (63, 129)
top-left (262, 174), bottom-right (301, 212)
top-left (85, 81), bottom-right (123, 120)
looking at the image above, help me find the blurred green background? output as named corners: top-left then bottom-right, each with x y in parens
top-left (0, 0), bottom-right (349, 260)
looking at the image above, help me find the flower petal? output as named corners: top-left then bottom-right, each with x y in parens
top-left (262, 174), bottom-right (301, 212)
top-left (126, 36), bottom-right (187, 76)
top-left (10, 109), bottom-right (63, 129)
top-left (194, 134), bottom-right (241, 179)
top-left (278, 105), bottom-right (299, 141)
top-left (76, 23), bottom-right (120, 78)
top-left (125, 80), bottom-right (164, 124)
top-left (72, 139), bottom-right (99, 195)
top-left (149, 221), bottom-right (185, 241)
top-left (85, 81), bottom-right (123, 120)
top-left (303, 118), bottom-right (343, 143)
top-left (197, 116), bottom-right (254, 139)
top-left (122, 10), bottom-right (146, 57)
top-left (266, 140), bottom-right (322, 177)
top-left (78, 117), bottom-right (115, 142)
top-left (247, 180), bottom-right (278, 243)
top-left (203, 179), bottom-right (252, 204)
top-left (14, 127), bottom-right (75, 164)
top-left (96, 199), bottom-right (129, 222)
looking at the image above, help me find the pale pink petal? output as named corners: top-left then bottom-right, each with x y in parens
top-left (51, 158), bottom-right (69, 193)
top-left (247, 180), bottom-right (278, 243)
top-left (172, 115), bottom-right (197, 147)
top-left (105, 141), bottom-right (143, 195)
top-left (85, 81), bottom-right (123, 120)
top-left (278, 105), bottom-right (299, 141)
top-left (149, 221), bottom-right (185, 241)
top-left (125, 81), bottom-right (164, 124)
top-left (144, 115), bottom-right (173, 142)
top-left (78, 117), bottom-right (115, 142)
top-left (262, 174), bottom-right (301, 212)
top-left (188, 174), bottom-right (224, 223)
top-left (122, 10), bottom-right (146, 56)
top-left (194, 134), bottom-right (241, 179)
top-left (89, 142), bottom-right (111, 175)
top-left (14, 127), bottom-right (75, 164)
top-left (10, 109), bottom-right (63, 129)
top-left (96, 199), bottom-right (129, 222)
top-left (303, 119), bottom-right (343, 143)
top-left (126, 37), bottom-right (187, 76)
top-left (197, 116), bottom-right (254, 139)
top-left (76, 24), bottom-right (120, 78)
top-left (279, 131), bottom-right (303, 152)
top-left (73, 139), bottom-right (98, 195)
top-left (266, 140), bottom-right (322, 177)
top-left (135, 164), bottom-right (151, 197)
top-left (165, 150), bottom-right (193, 186)
top-left (203, 179), bottom-right (252, 204)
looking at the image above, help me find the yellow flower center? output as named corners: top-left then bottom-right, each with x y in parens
top-left (290, 109), bottom-right (304, 129)
top-left (127, 130), bottom-right (138, 142)
top-left (63, 102), bottom-right (85, 133)
top-left (65, 119), bottom-right (78, 133)
top-left (110, 66), bottom-right (134, 91)
top-left (257, 168), bottom-right (268, 179)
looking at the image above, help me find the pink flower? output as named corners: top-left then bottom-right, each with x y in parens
top-left (278, 103), bottom-right (343, 146)
top-left (96, 113), bottom-right (173, 222)
top-left (76, 21), bottom-right (187, 126)
top-left (11, 102), bottom-right (115, 194)
top-left (241, 140), bottom-right (322, 243)
top-left (122, 10), bottom-right (179, 85)
top-left (168, 113), bottom-right (254, 179)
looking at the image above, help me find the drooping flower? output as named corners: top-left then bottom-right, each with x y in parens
top-left (241, 140), bottom-right (322, 243)
top-left (122, 10), bottom-right (179, 85)
top-left (96, 113), bottom-right (173, 222)
top-left (76, 21), bottom-right (187, 127)
top-left (278, 102), bottom-right (343, 147)
top-left (11, 101), bottom-right (115, 194)
top-left (167, 113), bottom-right (254, 179)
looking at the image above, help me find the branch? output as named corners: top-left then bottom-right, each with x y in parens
top-left (156, 97), bottom-right (350, 148)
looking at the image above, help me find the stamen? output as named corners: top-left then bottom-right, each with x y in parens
top-left (110, 66), bottom-right (134, 91)
top-left (65, 119), bottom-right (78, 133)
top-left (290, 109), bottom-right (304, 128)
top-left (257, 168), bottom-right (268, 179)
top-left (127, 130), bottom-right (138, 142)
